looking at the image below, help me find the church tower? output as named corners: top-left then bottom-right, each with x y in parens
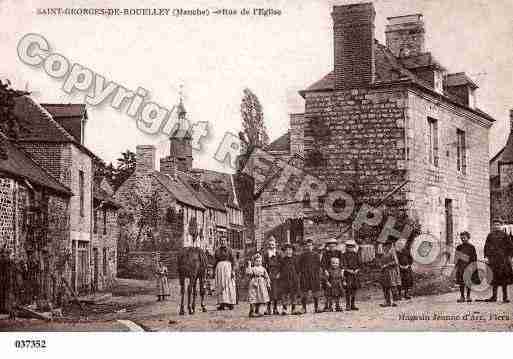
top-left (160, 95), bottom-right (193, 174)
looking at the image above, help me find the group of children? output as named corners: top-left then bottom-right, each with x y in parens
top-left (244, 235), bottom-right (422, 318)
top-left (245, 238), bottom-right (364, 318)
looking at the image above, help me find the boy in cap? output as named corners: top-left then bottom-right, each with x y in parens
top-left (298, 239), bottom-right (323, 313)
top-left (341, 239), bottom-right (361, 311)
top-left (455, 231), bottom-right (478, 303)
top-left (279, 243), bottom-right (302, 315)
top-left (379, 237), bottom-right (402, 307)
top-left (396, 238), bottom-right (414, 300)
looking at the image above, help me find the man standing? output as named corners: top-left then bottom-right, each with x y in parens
top-left (298, 239), bottom-right (322, 314)
top-left (320, 238), bottom-right (343, 311)
top-left (262, 236), bottom-right (281, 315)
top-left (484, 219), bottom-right (513, 303)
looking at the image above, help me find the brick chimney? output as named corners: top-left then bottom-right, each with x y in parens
top-left (332, 3), bottom-right (376, 90)
top-left (385, 14), bottom-right (425, 58)
top-left (136, 145), bottom-right (156, 177)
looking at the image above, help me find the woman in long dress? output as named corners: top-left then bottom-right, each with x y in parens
top-left (214, 238), bottom-right (237, 310)
top-left (155, 261), bottom-right (170, 301)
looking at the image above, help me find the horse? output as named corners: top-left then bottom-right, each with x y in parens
top-left (177, 246), bottom-right (208, 315)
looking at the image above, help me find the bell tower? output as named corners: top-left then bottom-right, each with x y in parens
top-left (160, 90), bottom-right (193, 174)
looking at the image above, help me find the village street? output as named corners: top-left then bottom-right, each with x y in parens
top-left (1, 278), bottom-right (513, 332)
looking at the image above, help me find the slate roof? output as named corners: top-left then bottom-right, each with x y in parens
top-left (41, 103), bottom-right (87, 143)
top-left (13, 96), bottom-right (100, 159)
top-left (0, 130), bottom-right (72, 196)
top-left (445, 72), bottom-right (479, 89)
top-left (93, 186), bottom-right (121, 208)
top-left (151, 171), bottom-right (205, 210)
top-left (13, 96), bottom-right (76, 142)
top-left (499, 133), bottom-right (513, 164)
top-left (299, 41), bottom-right (495, 122)
top-left (266, 132), bottom-right (290, 152)
top-left (177, 172), bottom-right (226, 212)
top-left (189, 168), bottom-right (239, 209)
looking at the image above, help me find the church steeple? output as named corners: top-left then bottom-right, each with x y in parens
top-left (160, 88), bottom-right (193, 174)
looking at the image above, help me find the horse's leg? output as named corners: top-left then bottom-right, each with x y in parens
top-left (187, 277), bottom-right (193, 315)
top-left (199, 274), bottom-right (207, 312)
top-left (179, 275), bottom-right (185, 316)
top-left (191, 276), bottom-right (197, 314)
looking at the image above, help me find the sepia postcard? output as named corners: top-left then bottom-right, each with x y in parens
top-left (1, 0), bottom-right (513, 347)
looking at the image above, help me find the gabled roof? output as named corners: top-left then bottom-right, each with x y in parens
top-left (266, 132), bottom-right (290, 152)
top-left (399, 52), bottom-right (446, 71)
top-left (445, 72), bottom-right (478, 89)
top-left (0, 131), bottom-right (72, 196)
top-left (41, 103), bottom-right (87, 143)
top-left (93, 185), bottom-right (120, 209)
top-left (13, 96), bottom-right (100, 160)
top-left (499, 132), bottom-right (513, 164)
top-left (13, 96), bottom-right (76, 143)
top-left (151, 171), bottom-right (205, 210)
top-left (189, 168), bottom-right (239, 208)
top-left (41, 103), bottom-right (87, 118)
top-left (177, 172), bottom-right (226, 212)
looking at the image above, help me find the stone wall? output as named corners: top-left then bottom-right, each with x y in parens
top-left (406, 90), bottom-right (491, 257)
top-left (303, 88), bottom-right (408, 205)
top-left (0, 177), bottom-right (15, 251)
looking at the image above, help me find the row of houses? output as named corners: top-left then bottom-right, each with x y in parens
top-left (114, 100), bottom-right (246, 278)
top-left (0, 84), bottom-right (250, 309)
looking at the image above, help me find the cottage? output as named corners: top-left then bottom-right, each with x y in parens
top-left (0, 129), bottom-right (72, 311)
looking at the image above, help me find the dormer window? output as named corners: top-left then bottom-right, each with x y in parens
top-left (444, 72), bottom-right (478, 108)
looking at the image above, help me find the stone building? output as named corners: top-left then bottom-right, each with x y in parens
top-left (251, 3), bottom-right (494, 258)
top-left (92, 178), bottom-right (120, 291)
top-left (12, 97), bottom-right (110, 293)
top-left (115, 100), bottom-right (245, 278)
top-left (490, 109), bottom-right (513, 224)
top-left (0, 129), bottom-right (72, 311)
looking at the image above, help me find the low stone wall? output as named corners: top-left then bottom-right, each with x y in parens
top-left (118, 250), bottom-right (180, 280)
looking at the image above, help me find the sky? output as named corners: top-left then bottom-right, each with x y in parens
top-left (1, 0), bottom-right (512, 172)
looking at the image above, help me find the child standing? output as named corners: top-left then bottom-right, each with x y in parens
top-left (246, 253), bottom-right (271, 318)
top-left (455, 231), bottom-right (478, 303)
top-left (325, 257), bottom-right (345, 312)
top-left (396, 239), bottom-right (414, 300)
top-left (279, 244), bottom-right (302, 315)
top-left (379, 238), bottom-right (402, 307)
top-left (341, 240), bottom-right (361, 311)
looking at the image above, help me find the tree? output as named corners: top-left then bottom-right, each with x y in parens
top-left (0, 79), bottom-right (30, 140)
top-left (240, 88), bottom-right (269, 154)
top-left (112, 149), bottom-right (136, 189)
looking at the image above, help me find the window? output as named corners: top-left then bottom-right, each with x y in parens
top-left (457, 129), bottom-right (467, 174)
top-left (428, 118), bottom-right (439, 167)
top-left (103, 208), bottom-right (107, 235)
top-left (102, 248), bottom-right (107, 276)
top-left (79, 170), bottom-right (85, 217)
top-left (93, 209), bottom-right (98, 233)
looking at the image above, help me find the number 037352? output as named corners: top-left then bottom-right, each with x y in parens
top-left (14, 339), bottom-right (47, 349)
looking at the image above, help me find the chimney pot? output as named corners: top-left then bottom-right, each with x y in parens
top-left (386, 13), bottom-right (425, 57)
